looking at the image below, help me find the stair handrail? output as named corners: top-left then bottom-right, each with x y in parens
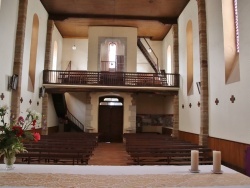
top-left (142, 38), bottom-right (159, 72)
top-left (65, 61), bottom-right (72, 71)
top-left (66, 110), bottom-right (85, 131)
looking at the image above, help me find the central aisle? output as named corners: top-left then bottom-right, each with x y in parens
top-left (88, 142), bottom-right (129, 166)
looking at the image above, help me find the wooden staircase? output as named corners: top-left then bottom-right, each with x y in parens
top-left (52, 93), bottom-right (84, 132)
top-left (137, 38), bottom-right (159, 73)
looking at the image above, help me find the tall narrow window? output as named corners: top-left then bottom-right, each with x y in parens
top-left (100, 38), bottom-right (126, 72)
top-left (186, 20), bottom-right (193, 96)
top-left (167, 45), bottom-right (172, 73)
top-left (108, 42), bottom-right (116, 69)
top-left (222, 0), bottom-right (240, 83)
top-left (234, 0), bottom-right (239, 53)
top-left (28, 14), bottom-right (39, 92)
top-left (52, 41), bottom-right (58, 70)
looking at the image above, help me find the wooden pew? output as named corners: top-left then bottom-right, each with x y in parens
top-left (124, 133), bottom-right (213, 166)
top-left (16, 133), bottom-right (98, 165)
top-left (17, 148), bottom-right (92, 165)
top-left (127, 148), bottom-right (212, 165)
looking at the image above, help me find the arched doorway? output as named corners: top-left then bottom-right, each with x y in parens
top-left (98, 96), bottom-right (124, 142)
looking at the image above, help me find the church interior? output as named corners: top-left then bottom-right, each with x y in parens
top-left (1, 0), bottom-right (250, 187)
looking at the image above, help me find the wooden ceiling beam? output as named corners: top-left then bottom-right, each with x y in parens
top-left (49, 14), bottom-right (177, 24)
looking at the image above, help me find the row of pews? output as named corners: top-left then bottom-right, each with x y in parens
top-left (124, 133), bottom-right (213, 165)
top-left (16, 133), bottom-right (99, 165)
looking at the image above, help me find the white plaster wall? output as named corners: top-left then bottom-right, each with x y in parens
top-left (61, 38), bottom-right (88, 70)
top-left (45, 19), bottom-right (64, 128)
top-left (47, 94), bottom-right (58, 128)
top-left (0, 0), bottom-right (47, 123)
top-left (19, 0), bottom-right (48, 115)
top-left (136, 94), bottom-right (173, 114)
top-left (162, 27), bottom-right (174, 72)
top-left (137, 47), bottom-right (155, 72)
top-left (164, 96), bottom-right (174, 114)
top-left (207, 0), bottom-right (250, 144)
top-left (177, 0), bottom-right (201, 134)
top-left (51, 26), bottom-right (63, 70)
top-left (0, 0), bottom-right (18, 107)
top-left (89, 92), bottom-right (133, 133)
top-left (149, 40), bottom-right (163, 69)
top-left (65, 92), bottom-right (87, 126)
top-left (137, 40), bottom-right (163, 73)
top-left (0, 0), bottom-right (56, 129)
top-left (88, 26), bottom-right (137, 72)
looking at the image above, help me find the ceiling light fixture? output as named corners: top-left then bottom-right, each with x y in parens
top-left (72, 23), bottom-right (77, 50)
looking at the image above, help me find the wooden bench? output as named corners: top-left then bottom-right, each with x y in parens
top-left (17, 147), bottom-right (92, 165)
top-left (16, 133), bottom-right (99, 165)
top-left (127, 148), bottom-right (212, 165)
top-left (124, 133), bottom-right (213, 166)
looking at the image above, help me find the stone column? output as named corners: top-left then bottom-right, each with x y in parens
top-left (172, 24), bottom-right (179, 138)
top-left (172, 24), bottom-right (179, 74)
top-left (172, 93), bottom-right (179, 138)
top-left (85, 92), bottom-right (93, 132)
top-left (44, 20), bottom-right (54, 70)
top-left (197, 0), bottom-right (209, 146)
top-left (127, 93), bottom-right (136, 133)
top-left (42, 20), bottom-right (54, 135)
top-left (11, 0), bottom-right (28, 118)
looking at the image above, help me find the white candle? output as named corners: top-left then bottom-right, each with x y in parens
top-left (213, 151), bottom-right (221, 173)
top-left (191, 150), bottom-right (199, 172)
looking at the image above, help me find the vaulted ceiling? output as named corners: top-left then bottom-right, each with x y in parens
top-left (40, 0), bottom-right (189, 41)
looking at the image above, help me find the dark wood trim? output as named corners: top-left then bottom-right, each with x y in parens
top-left (162, 127), bottom-right (173, 136)
top-left (49, 14), bottom-right (177, 24)
top-left (179, 130), bottom-right (248, 174)
top-left (208, 136), bottom-right (248, 174)
top-left (179, 131), bottom-right (199, 145)
top-left (47, 126), bottom-right (59, 135)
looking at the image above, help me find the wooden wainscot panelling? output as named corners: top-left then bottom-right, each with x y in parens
top-left (35, 128), bottom-right (42, 134)
top-left (208, 137), bottom-right (249, 174)
top-left (179, 131), bottom-right (199, 145)
top-left (47, 126), bottom-right (59, 135)
top-left (26, 129), bottom-right (42, 135)
top-left (162, 127), bottom-right (173, 136)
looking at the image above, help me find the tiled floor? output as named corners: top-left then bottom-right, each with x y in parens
top-left (88, 142), bottom-right (129, 166)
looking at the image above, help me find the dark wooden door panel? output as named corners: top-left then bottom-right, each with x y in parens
top-left (98, 105), bottom-right (123, 143)
top-left (98, 106), bottom-right (111, 142)
top-left (110, 107), bottom-right (123, 142)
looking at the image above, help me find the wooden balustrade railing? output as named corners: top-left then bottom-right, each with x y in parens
top-left (43, 70), bottom-right (179, 88)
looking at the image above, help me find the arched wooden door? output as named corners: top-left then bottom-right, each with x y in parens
top-left (98, 96), bottom-right (123, 143)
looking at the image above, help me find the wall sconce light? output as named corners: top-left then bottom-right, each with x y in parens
top-left (196, 82), bottom-right (201, 94)
top-left (39, 86), bottom-right (45, 98)
top-left (72, 45), bottom-right (76, 50)
top-left (8, 74), bottom-right (18, 90)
